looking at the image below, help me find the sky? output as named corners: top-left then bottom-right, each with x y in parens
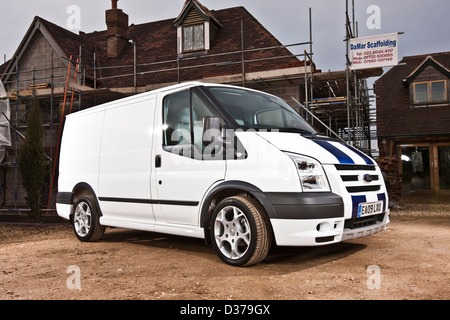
top-left (1, 0), bottom-right (449, 80)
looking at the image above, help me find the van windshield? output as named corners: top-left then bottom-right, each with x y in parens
top-left (205, 86), bottom-right (317, 134)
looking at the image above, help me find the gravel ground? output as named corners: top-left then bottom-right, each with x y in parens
top-left (0, 191), bottom-right (449, 302)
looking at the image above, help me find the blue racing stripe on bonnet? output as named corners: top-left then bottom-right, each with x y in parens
top-left (313, 140), bottom-right (355, 164)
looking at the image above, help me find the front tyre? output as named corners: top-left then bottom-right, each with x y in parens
top-left (210, 196), bottom-right (272, 267)
top-left (72, 193), bottom-right (105, 242)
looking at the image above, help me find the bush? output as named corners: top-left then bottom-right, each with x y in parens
top-left (18, 100), bottom-right (48, 220)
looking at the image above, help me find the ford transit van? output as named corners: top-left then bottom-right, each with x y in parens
top-left (56, 82), bottom-right (389, 266)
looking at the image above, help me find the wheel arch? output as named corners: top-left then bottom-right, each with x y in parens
top-left (70, 183), bottom-right (103, 221)
top-left (200, 181), bottom-right (276, 242)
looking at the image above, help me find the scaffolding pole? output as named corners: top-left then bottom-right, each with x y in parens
top-left (298, 1), bottom-right (378, 154)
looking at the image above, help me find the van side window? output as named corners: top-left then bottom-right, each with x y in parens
top-left (163, 89), bottom-right (221, 156)
top-left (163, 90), bottom-right (191, 147)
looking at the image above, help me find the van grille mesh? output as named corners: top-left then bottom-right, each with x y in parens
top-left (334, 164), bottom-right (382, 194)
top-left (345, 213), bottom-right (385, 230)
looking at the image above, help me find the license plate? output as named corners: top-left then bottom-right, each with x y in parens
top-left (358, 201), bottom-right (383, 217)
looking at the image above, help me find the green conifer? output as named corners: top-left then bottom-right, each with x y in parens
top-left (18, 99), bottom-right (48, 220)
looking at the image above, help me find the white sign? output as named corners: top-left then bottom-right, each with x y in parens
top-left (350, 33), bottom-right (398, 70)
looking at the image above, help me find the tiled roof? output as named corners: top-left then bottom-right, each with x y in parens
top-left (34, 5), bottom-right (303, 89)
top-left (39, 17), bottom-right (97, 71)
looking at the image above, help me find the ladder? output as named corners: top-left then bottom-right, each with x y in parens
top-left (47, 56), bottom-right (79, 212)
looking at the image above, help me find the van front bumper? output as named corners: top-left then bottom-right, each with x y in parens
top-left (265, 192), bottom-right (389, 246)
top-left (270, 210), bottom-right (389, 246)
top-left (264, 192), bottom-right (343, 246)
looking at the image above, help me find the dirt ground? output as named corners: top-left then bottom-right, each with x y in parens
top-left (0, 193), bottom-right (449, 301)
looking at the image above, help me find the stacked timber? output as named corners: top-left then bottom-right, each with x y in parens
top-left (376, 156), bottom-right (402, 201)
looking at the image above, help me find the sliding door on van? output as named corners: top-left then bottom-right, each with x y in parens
top-left (153, 88), bottom-right (226, 227)
top-left (98, 96), bottom-right (157, 225)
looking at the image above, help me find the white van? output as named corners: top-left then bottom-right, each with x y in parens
top-left (56, 82), bottom-right (389, 267)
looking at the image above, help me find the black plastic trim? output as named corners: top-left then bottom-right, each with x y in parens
top-left (199, 181), bottom-right (277, 228)
top-left (346, 185), bottom-right (381, 193)
top-left (200, 181), bottom-right (344, 229)
top-left (266, 192), bottom-right (344, 220)
top-left (344, 213), bottom-right (385, 229)
top-left (56, 192), bottom-right (74, 205)
top-left (316, 236), bottom-right (335, 243)
top-left (335, 164), bottom-right (376, 171)
top-left (98, 197), bottom-right (199, 207)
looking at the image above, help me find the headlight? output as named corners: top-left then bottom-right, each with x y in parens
top-left (287, 153), bottom-right (331, 192)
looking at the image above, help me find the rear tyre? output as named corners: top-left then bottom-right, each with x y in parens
top-left (72, 193), bottom-right (105, 242)
top-left (210, 196), bottom-right (272, 267)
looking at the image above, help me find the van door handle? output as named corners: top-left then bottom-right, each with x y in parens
top-left (155, 155), bottom-right (162, 168)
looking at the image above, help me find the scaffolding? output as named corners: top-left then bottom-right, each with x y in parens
top-left (301, 68), bottom-right (381, 154)
top-left (297, 0), bottom-right (382, 155)
top-left (0, 5), bottom-right (381, 211)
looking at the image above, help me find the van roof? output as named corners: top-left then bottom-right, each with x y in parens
top-left (66, 81), bottom-right (274, 119)
top-left (66, 81), bottom-right (203, 119)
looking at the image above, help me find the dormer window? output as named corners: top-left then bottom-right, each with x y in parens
top-left (405, 56), bottom-right (450, 107)
top-left (183, 23), bottom-right (205, 52)
top-left (413, 80), bottom-right (447, 104)
top-left (174, 0), bottom-right (222, 55)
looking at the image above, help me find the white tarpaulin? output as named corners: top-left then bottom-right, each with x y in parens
top-left (349, 33), bottom-right (399, 70)
top-left (0, 79), bottom-right (11, 162)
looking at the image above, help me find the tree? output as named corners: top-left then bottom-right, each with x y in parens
top-left (18, 99), bottom-right (48, 220)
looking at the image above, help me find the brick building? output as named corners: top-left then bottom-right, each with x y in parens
top-left (375, 51), bottom-right (450, 193)
top-left (0, 0), bottom-right (315, 208)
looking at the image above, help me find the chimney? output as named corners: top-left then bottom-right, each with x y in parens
top-left (106, 0), bottom-right (129, 58)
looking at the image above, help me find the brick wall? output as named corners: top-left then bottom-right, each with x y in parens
top-left (375, 53), bottom-right (450, 139)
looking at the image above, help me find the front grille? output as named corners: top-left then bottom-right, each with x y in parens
top-left (346, 185), bottom-right (381, 193)
top-left (332, 164), bottom-right (382, 194)
top-left (335, 164), bottom-right (376, 171)
top-left (341, 175), bottom-right (359, 182)
top-left (341, 174), bottom-right (379, 182)
top-left (345, 213), bottom-right (385, 230)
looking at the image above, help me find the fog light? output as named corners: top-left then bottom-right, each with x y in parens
top-left (316, 222), bottom-right (330, 232)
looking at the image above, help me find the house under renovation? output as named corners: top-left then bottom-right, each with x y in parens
top-left (0, 0), bottom-right (380, 209)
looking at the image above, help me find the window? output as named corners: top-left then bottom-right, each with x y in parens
top-left (183, 24), bottom-right (204, 52)
top-left (162, 89), bottom-right (222, 152)
top-left (431, 81), bottom-right (446, 101)
top-left (163, 90), bottom-right (191, 147)
top-left (204, 87), bottom-right (317, 134)
top-left (413, 80), bottom-right (447, 104)
top-left (414, 83), bottom-right (428, 104)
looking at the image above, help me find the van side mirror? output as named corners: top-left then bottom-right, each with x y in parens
top-left (203, 117), bottom-right (221, 146)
